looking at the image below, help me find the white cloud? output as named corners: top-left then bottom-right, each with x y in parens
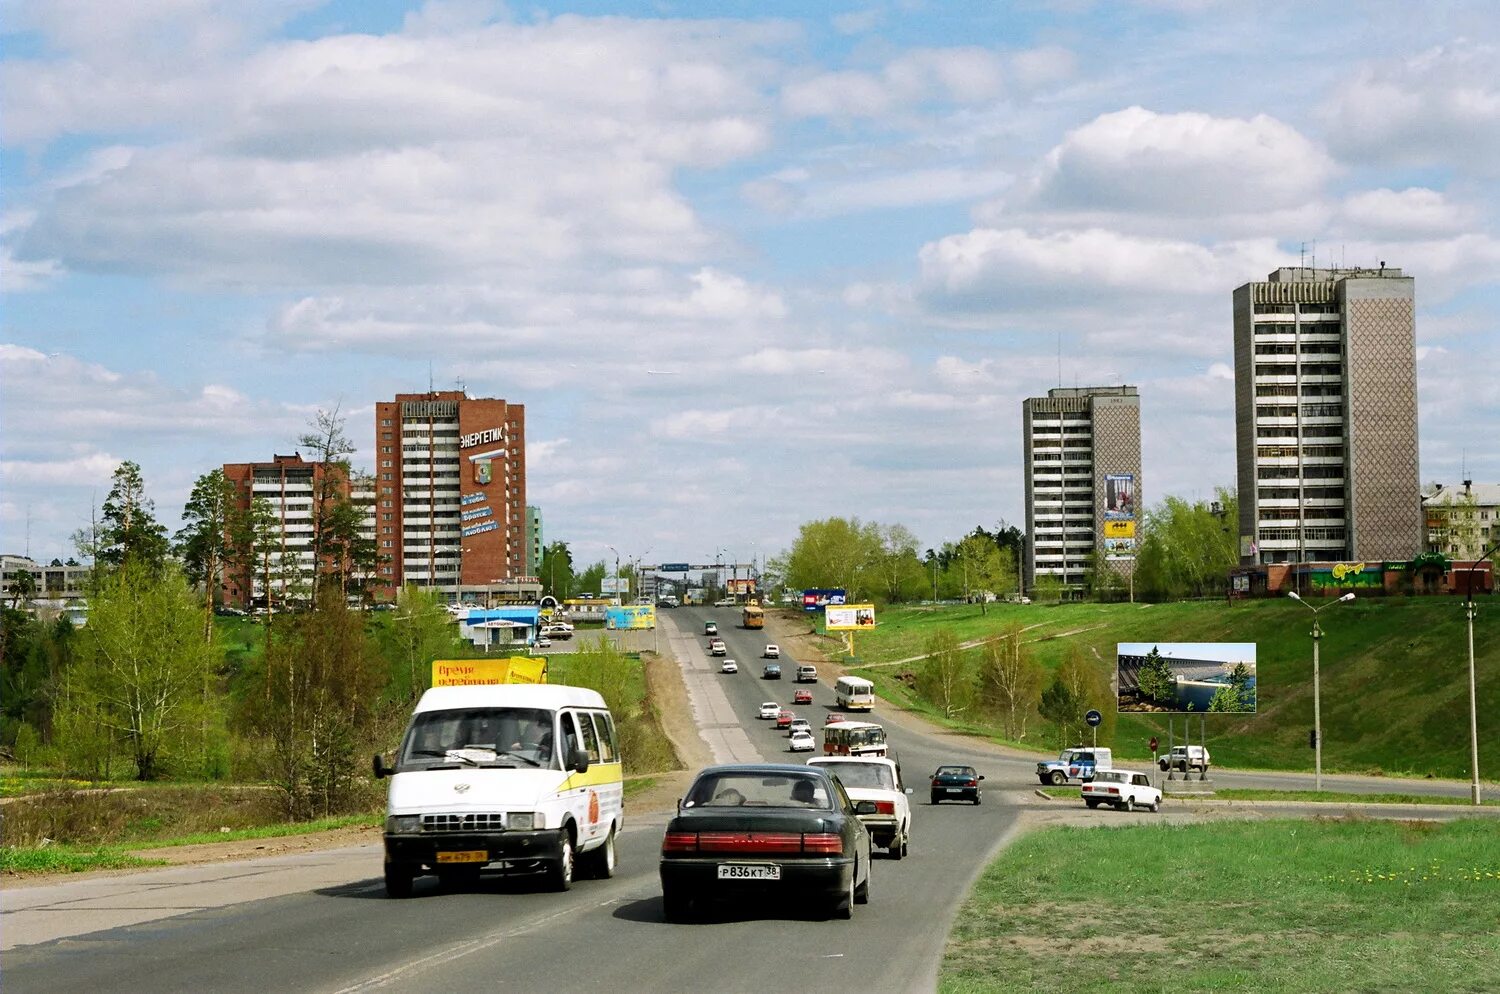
top-left (1338, 188), bottom-right (1467, 238)
top-left (1009, 45), bottom-right (1077, 90)
top-left (781, 47), bottom-right (1004, 119)
top-left (0, 452), bottom-right (124, 486)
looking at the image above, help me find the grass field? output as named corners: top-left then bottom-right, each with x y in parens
top-left (941, 818), bottom-right (1500, 993)
top-left (793, 597), bottom-right (1500, 780)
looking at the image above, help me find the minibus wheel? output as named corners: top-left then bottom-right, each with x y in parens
top-left (547, 829), bottom-right (575, 891)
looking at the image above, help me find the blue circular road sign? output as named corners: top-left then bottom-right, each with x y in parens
top-left (1085, 709), bottom-right (1103, 727)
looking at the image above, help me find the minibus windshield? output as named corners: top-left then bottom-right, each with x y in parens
top-left (399, 707), bottom-right (556, 771)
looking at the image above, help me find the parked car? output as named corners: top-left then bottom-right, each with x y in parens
top-left (793, 689), bottom-right (814, 705)
top-left (1082, 770), bottom-right (1162, 812)
top-left (764, 644), bottom-right (780, 658)
top-left (795, 665), bottom-right (818, 683)
top-left (535, 635), bottom-right (552, 649)
top-left (788, 730), bottom-right (817, 753)
top-left (541, 624), bottom-right (574, 641)
top-left (659, 764), bottom-right (873, 921)
top-left (720, 660), bottom-right (738, 674)
top-left (809, 755), bottom-right (912, 859)
top-left (776, 710), bottom-right (795, 730)
top-left (930, 765), bottom-right (984, 805)
top-left (1036, 747), bottom-right (1113, 786)
top-left (1159, 745), bottom-right (1211, 773)
top-left (758, 702), bottom-right (781, 720)
top-left (763, 663), bottom-right (782, 679)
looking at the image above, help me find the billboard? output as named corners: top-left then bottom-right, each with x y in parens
top-left (802, 588), bottom-right (847, 612)
top-left (1103, 520), bottom-right (1136, 539)
top-left (600, 576), bottom-right (625, 595)
top-left (605, 605), bottom-right (656, 630)
top-left (1104, 473), bottom-right (1136, 520)
top-left (1103, 537), bottom-right (1136, 560)
top-left (727, 578), bottom-right (758, 595)
top-left (1116, 642), bottom-right (1255, 713)
top-left (825, 603), bottom-right (876, 630)
top-left (432, 657), bottom-right (547, 687)
top-left (1308, 563), bottom-right (1382, 590)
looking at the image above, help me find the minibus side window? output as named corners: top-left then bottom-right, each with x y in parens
top-left (577, 709), bottom-right (601, 763)
top-left (591, 712), bottom-right (617, 763)
top-left (561, 712), bottom-right (581, 763)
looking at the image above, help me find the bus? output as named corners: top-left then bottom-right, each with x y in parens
top-left (834, 675), bottom-right (876, 712)
top-left (742, 604), bottom-right (764, 629)
top-left (822, 720), bottom-right (888, 757)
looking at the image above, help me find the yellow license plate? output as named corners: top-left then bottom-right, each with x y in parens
top-left (436, 850), bottom-right (489, 864)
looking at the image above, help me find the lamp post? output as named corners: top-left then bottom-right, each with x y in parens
top-left (1462, 540), bottom-right (1499, 805)
top-left (606, 545), bottom-right (620, 604)
top-left (1288, 590), bottom-right (1355, 791)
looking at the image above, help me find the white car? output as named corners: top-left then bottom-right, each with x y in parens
top-left (788, 730), bottom-right (816, 752)
top-left (758, 702), bottom-right (781, 720)
top-left (808, 755), bottom-right (912, 859)
top-left (714, 598), bottom-right (735, 607)
top-left (787, 718), bottom-right (812, 737)
top-left (1081, 769), bottom-right (1162, 812)
top-left (763, 644), bottom-right (780, 658)
top-left (720, 659), bottom-right (738, 674)
top-left (535, 635), bottom-right (552, 649)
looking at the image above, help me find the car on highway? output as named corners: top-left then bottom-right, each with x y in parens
top-left (793, 689), bottom-right (814, 705)
top-left (787, 718), bottom-right (812, 737)
top-left (1036, 747), bottom-right (1112, 785)
top-left (788, 730), bottom-right (817, 752)
top-left (776, 709), bottom-right (795, 730)
top-left (758, 702), bottom-right (781, 720)
top-left (1159, 745), bottom-right (1211, 774)
top-left (930, 765), bottom-right (983, 805)
top-left (714, 598), bottom-right (735, 607)
top-left (1082, 770), bottom-right (1162, 812)
top-left (809, 755), bottom-right (912, 859)
top-left (710, 639), bottom-right (727, 656)
top-left (795, 665), bottom-right (818, 683)
top-left (764, 644), bottom-right (780, 658)
top-left (704, 621), bottom-right (718, 636)
top-left (659, 764), bottom-right (873, 921)
top-left (541, 624), bottom-right (574, 641)
top-left (763, 663), bottom-right (782, 679)
top-left (720, 660), bottom-right (738, 674)
top-left (825, 712), bottom-right (845, 724)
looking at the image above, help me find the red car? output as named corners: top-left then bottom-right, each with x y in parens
top-left (824, 712), bottom-right (845, 724)
top-left (775, 710), bottom-right (795, 729)
top-left (793, 689), bottom-right (813, 705)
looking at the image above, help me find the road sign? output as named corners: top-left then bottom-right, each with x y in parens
top-left (1149, 736), bottom-right (1159, 752)
top-left (1085, 709), bottom-right (1102, 728)
top-left (659, 563), bottom-right (691, 573)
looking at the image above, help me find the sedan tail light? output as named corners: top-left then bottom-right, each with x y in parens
top-left (800, 833), bottom-right (843, 854)
top-left (662, 831), bottom-right (699, 852)
top-left (873, 801), bottom-right (896, 815)
top-left (965, 780), bottom-right (978, 788)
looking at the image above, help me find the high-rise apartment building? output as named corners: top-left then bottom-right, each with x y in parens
top-left (526, 505), bottom-right (543, 578)
top-left (223, 453), bottom-right (347, 607)
top-left (372, 391), bottom-right (527, 599)
top-left (1022, 386), bottom-right (1141, 594)
top-left (1233, 266), bottom-right (1419, 565)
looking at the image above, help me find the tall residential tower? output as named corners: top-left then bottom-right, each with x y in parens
top-left (1232, 267), bottom-right (1419, 565)
top-left (1022, 386), bottom-right (1141, 594)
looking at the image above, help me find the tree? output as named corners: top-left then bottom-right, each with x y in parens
top-left (576, 560), bottom-right (608, 597)
top-left (175, 469), bottom-right (237, 640)
top-left (976, 625), bottom-right (1044, 741)
top-left (955, 531), bottom-right (1018, 614)
top-left (1132, 488), bottom-right (1238, 600)
top-left (56, 561), bottom-right (221, 780)
top-left (322, 474), bottom-right (383, 603)
top-left (383, 585), bottom-right (457, 700)
top-left (99, 461), bottom-right (170, 572)
top-left (247, 591), bottom-right (386, 818)
top-left (783, 517), bottom-right (882, 600)
top-left (872, 524), bottom-right (926, 604)
top-left (1038, 677), bottom-right (1081, 749)
top-left (1033, 573), bottom-right (1064, 604)
top-left (540, 542), bottom-right (575, 598)
top-left (297, 406), bottom-right (358, 602)
top-left (6, 567), bottom-right (37, 609)
top-left (1135, 646), bottom-right (1177, 706)
top-left (71, 500), bottom-right (106, 593)
top-left (916, 629), bottom-right (973, 718)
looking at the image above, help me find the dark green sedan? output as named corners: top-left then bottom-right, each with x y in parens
top-left (930, 765), bottom-right (984, 805)
top-left (660, 764), bottom-right (874, 922)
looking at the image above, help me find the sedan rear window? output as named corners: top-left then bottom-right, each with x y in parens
top-left (685, 773), bottom-right (833, 809)
top-left (823, 763), bottom-right (895, 791)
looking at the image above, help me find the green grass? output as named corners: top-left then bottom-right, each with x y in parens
top-left (0, 846), bottom-right (165, 875)
top-left (941, 818), bottom-right (1500, 993)
top-left (1212, 789), bottom-right (1500, 807)
top-left (792, 597), bottom-right (1500, 781)
top-left (623, 775), bottom-right (657, 798)
top-left (150, 813), bottom-right (381, 847)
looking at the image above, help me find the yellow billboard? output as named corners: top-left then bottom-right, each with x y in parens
top-left (825, 603), bottom-right (877, 630)
top-left (432, 657), bottom-right (548, 687)
top-left (1103, 520), bottom-right (1136, 539)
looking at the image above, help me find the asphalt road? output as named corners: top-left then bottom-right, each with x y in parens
top-left (4, 605), bottom-right (1493, 994)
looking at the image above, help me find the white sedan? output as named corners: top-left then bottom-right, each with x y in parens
top-left (763, 644), bottom-right (780, 658)
top-left (788, 730), bottom-right (817, 752)
top-left (758, 702), bottom-right (781, 720)
top-left (720, 659), bottom-right (738, 674)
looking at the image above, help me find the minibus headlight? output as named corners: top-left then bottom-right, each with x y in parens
top-left (508, 812), bottom-right (535, 831)
top-left (386, 815), bottom-right (421, 834)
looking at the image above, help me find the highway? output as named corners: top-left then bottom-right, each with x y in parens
top-left (4, 605), bottom-right (1494, 993)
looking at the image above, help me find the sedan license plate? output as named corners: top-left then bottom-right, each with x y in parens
top-left (717, 863), bottom-right (781, 881)
top-left (436, 850), bottom-right (489, 864)
top-left (946, 787), bottom-right (962, 793)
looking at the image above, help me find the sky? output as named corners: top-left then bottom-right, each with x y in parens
top-left (2, 0), bottom-right (1498, 571)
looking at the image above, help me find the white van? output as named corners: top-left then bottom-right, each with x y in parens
top-left (834, 675), bottom-right (876, 711)
top-left (374, 684), bottom-right (623, 897)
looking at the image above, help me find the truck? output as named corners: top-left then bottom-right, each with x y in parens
top-left (1036, 747), bottom-right (1112, 785)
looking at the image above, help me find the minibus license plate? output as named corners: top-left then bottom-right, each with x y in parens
top-left (436, 850), bottom-right (488, 864)
top-left (717, 863), bottom-right (780, 880)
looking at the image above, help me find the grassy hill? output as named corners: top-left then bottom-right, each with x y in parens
top-left (794, 597), bottom-right (1500, 781)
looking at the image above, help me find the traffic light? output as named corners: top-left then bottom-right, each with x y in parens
top-left (1308, 728), bottom-right (1318, 749)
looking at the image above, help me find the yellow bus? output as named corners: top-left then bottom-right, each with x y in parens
top-left (742, 604), bottom-right (764, 629)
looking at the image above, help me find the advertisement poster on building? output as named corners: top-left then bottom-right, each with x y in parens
top-left (826, 604), bottom-right (876, 630)
top-left (473, 458), bottom-right (492, 485)
top-left (1103, 537), bottom-right (1136, 560)
top-left (1103, 520), bottom-right (1136, 539)
top-left (1104, 473), bottom-right (1135, 520)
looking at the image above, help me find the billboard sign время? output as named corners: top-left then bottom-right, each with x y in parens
top-left (825, 604), bottom-right (876, 630)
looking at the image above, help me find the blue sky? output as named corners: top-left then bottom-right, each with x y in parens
top-left (1119, 643), bottom-right (1256, 665)
top-left (2, 0), bottom-right (1497, 570)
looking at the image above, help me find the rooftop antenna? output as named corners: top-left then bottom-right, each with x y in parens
top-left (428, 361), bottom-right (434, 395)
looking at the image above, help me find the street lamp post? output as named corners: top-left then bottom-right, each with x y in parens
top-left (1288, 590), bottom-right (1355, 791)
top-left (1462, 540), bottom-right (1499, 805)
